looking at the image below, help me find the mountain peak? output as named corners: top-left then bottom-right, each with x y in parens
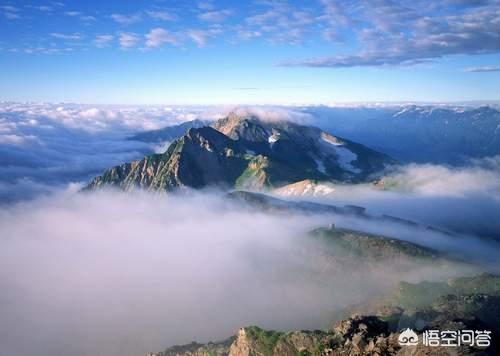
top-left (86, 112), bottom-right (395, 192)
top-left (212, 111), bottom-right (270, 141)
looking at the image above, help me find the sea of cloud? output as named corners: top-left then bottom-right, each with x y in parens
top-left (1, 103), bottom-right (499, 356)
top-left (0, 190), bottom-right (477, 356)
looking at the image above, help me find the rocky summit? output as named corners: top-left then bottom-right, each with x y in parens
top-left (85, 112), bottom-right (394, 192)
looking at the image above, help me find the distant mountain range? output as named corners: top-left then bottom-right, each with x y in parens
top-left (302, 105), bottom-right (500, 164)
top-left (86, 112), bottom-right (393, 192)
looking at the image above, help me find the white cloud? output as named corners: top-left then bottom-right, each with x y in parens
top-left (64, 11), bottom-right (81, 16)
top-left (187, 28), bottom-right (222, 47)
top-left (146, 10), bottom-right (176, 21)
top-left (282, 1), bottom-right (500, 67)
top-left (80, 15), bottom-right (96, 22)
top-left (465, 66), bottom-right (500, 73)
top-left (118, 32), bottom-right (139, 49)
top-left (0, 134), bottom-right (38, 145)
top-left (198, 9), bottom-right (232, 22)
top-left (0, 189), bottom-right (471, 356)
top-left (198, 1), bottom-right (214, 10)
top-left (0, 5), bottom-right (18, 12)
top-left (50, 32), bottom-right (83, 40)
top-left (379, 162), bottom-right (500, 199)
top-left (94, 34), bottom-right (114, 48)
top-left (237, 29), bottom-right (262, 40)
top-left (30, 5), bottom-right (53, 12)
top-left (1, 5), bottom-right (21, 19)
top-left (111, 13), bottom-right (141, 25)
top-left (145, 28), bottom-right (178, 48)
top-left (65, 11), bottom-right (96, 22)
top-left (244, 2), bottom-right (314, 45)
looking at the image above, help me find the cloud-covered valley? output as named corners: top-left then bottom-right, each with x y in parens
top-left (0, 190), bottom-right (483, 356)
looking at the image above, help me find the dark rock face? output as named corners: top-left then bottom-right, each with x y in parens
top-left (86, 113), bottom-right (394, 192)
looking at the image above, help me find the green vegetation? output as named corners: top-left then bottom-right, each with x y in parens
top-left (245, 326), bottom-right (284, 356)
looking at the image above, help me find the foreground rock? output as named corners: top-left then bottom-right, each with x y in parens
top-left (149, 274), bottom-right (500, 356)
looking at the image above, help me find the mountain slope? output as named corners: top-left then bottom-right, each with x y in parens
top-left (86, 112), bottom-right (394, 192)
top-left (87, 126), bottom-right (248, 191)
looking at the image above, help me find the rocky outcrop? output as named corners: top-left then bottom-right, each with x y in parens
top-left (150, 313), bottom-right (497, 355)
top-left (149, 274), bottom-right (500, 356)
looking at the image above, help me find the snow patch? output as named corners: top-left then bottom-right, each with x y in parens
top-left (321, 135), bottom-right (361, 173)
top-left (268, 133), bottom-right (280, 147)
top-left (333, 146), bottom-right (361, 173)
top-left (276, 182), bottom-right (335, 197)
top-left (321, 135), bottom-right (343, 146)
top-left (315, 159), bottom-right (326, 174)
top-left (268, 135), bottom-right (279, 143)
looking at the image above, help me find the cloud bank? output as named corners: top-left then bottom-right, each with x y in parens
top-left (311, 158), bottom-right (500, 241)
top-left (0, 103), bottom-right (222, 202)
top-left (0, 190), bottom-right (477, 356)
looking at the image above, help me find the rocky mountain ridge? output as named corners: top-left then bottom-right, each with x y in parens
top-left (86, 113), bottom-right (394, 192)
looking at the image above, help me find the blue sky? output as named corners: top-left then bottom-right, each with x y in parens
top-left (1, 0), bottom-right (500, 104)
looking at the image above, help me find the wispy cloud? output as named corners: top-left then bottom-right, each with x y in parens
top-left (465, 66), bottom-right (500, 73)
top-left (198, 1), bottom-right (215, 10)
top-left (64, 10), bottom-right (95, 22)
top-left (118, 32), bottom-right (140, 49)
top-left (111, 13), bottom-right (141, 25)
top-left (198, 9), bottom-right (232, 22)
top-left (65, 11), bottom-right (81, 16)
top-left (187, 28), bottom-right (222, 47)
top-left (279, 1), bottom-right (500, 68)
top-left (147, 10), bottom-right (176, 21)
top-left (1, 5), bottom-right (21, 19)
top-left (244, 2), bottom-right (315, 45)
top-left (145, 28), bottom-right (178, 48)
top-left (94, 34), bottom-right (114, 48)
top-left (50, 32), bottom-right (83, 40)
